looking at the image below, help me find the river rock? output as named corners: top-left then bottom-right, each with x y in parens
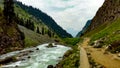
top-left (117, 53), bottom-right (120, 57)
top-left (27, 56), bottom-right (31, 59)
top-left (29, 50), bottom-right (34, 53)
top-left (46, 43), bottom-right (56, 48)
top-left (47, 65), bottom-right (54, 68)
top-left (36, 48), bottom-right (39, 50)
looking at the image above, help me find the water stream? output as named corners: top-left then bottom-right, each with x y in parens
top-left (0, 43), bottom-right (71, 68)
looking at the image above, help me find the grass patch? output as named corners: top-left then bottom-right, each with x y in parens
top-left (57, 45), bottom-right (79, 68)
top-left (91, 18), bottom-right (120, 44)
top-left (56, 38), bottom-right (83, 68)
top-left (24, 37), bottom-right (39, 47)
top-left (62, 38), bottom-right (80, 46)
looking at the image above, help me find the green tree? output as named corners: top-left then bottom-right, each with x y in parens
top-left (47, 30), bottom-right (52, 37)
top-left (25, 19), bottom-right (35, 31)
top-left (3, 0), bottom-right (15, 23)
top-left (42, 27), bottom-right (45, 35)
top-left (36, 26), bottom-right (40, 33)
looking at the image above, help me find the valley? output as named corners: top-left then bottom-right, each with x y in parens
top-left (0, 0), bottom-right (120, 68)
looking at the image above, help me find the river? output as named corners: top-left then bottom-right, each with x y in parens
top-left (0, 43), bottom-right (71, 68)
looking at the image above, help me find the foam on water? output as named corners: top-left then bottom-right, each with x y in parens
top-left (1, 43), bottom-right (71, 68)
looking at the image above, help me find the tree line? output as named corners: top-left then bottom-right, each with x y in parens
top-left (16, 16), bottom-right (55, 37)
top-left (3, 0), bottom-right (55, 38)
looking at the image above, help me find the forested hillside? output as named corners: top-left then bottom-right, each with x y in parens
top-left (0, 0), bottom-right (24, 54)
top-left (15, 1), bottom-right (72, 38)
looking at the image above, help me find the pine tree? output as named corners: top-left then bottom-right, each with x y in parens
top-left (47, 30), bottom-right (52, 37)
top-left (36, 26), bottom-right (40, 33)
top-left (3, 0), bottom-right (15, 23)
top-left (42, 27), bottom-right (44, 35)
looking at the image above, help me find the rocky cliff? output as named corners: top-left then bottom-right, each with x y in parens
top-left (87, 0), bottom-right (120, 31)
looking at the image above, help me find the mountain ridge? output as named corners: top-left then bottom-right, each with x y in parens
top-left (86, 0), bottom-right (120, 32)
top-left (15, 1), bottom-right (72, 38)
top-left (83, 0), bottom-right (120, 53)
top-left (76, 20), bottom-right (91, 37)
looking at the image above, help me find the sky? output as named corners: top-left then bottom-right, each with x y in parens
top-left (17, 0), bottom-right (105, 37)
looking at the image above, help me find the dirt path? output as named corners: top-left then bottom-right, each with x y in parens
top-left (79, 38), bottom-right (120, 68)
top-left (78, 38), bottom-right (90, 68)
top-left (88, 46), bottom-right (120, 68)
top-left (80, 48), bottom-right (90, 68)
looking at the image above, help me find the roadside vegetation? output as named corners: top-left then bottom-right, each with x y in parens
top-left (62, 38), bottom-right (80, 46)
top-left (56, 38), bottom-right (81, 68)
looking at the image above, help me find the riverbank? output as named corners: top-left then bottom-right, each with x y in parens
top-left (55, 38), bottom-right (81, 68)
top-left (56, 44), bottom-right (80, 68)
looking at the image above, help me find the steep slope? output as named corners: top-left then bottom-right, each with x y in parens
top-left (87, 0), bottom-right (120, 32)
top-left (18, 25), bottom-right (54, 47)
top-left (0, 0), bottom-right (58, 47)
top-left (15, 1), bottom-right (72, 38)
top-left (76, 20), bottom-right (91, 37)
top-left (84, 0), bottom-right (120, 52)
top-left (0, 8), bottom-right (24, 54)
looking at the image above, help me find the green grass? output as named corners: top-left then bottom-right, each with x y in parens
top-left (57, 45), bottom-right (79, 68)
top-left (57, 38), bottom-right (84, 68)
top-left (18, 25), bottom-right (42, 47)
top-left (24, 37), bottom-right (39, 47)
top-left (62, 38), bottom-right (80, 46)
top-left (84, 22), bottom-right (108, 37)
top-left (88, 18), bottom-right (120, 45)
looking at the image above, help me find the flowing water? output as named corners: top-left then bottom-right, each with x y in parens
top-left (0, 43), bottom-right (71, 68)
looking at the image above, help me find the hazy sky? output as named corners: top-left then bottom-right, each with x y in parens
top-left (17, 0), bottom-right (105, 37)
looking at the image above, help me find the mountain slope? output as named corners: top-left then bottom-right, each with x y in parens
top-left (0, 7), bottom-right (24, 54)
top-left (0, 0), bottom-right (59, 49)
top-left (14, 1), bottom-right (60, 47)
top-left (18, 25), bottom-right (54, 47)
top-left (87, 0), bottom-right (120, 32)
top-left (84, 0), bottom-right (120, 52)
top-left (76, 20), bottom-right (91, 37)
top-left (15, 1), bottom-right (72, 38)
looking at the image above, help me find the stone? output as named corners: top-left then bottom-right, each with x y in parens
top-left (27, 56), bottom-right (31, 59)
top-left (117, 53), bottom-right (120, 57)
top-left (36, 48), bottom-right (39, 50)
top-left (46, 43), bottom-right (56, 48)
top-left (47, 65), bottom-right (54, 68)
top-left (93, 39), bottom-right (104, 48)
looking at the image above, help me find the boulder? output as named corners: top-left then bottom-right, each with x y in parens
top-left (36, 48), bottom-right (39, 50)
top-left (117, 53), bottom-right (120, 57)
top-left (93, 40), bottom-right (104, 48)
top-left (46, 43), bottom-right (56, 48)
top-left (47, 65), bottom-right (54, 68)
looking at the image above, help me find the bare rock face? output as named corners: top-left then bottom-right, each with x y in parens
top-left (86, 0), bottom-right (120, 32)
top-left (0, 16), bottom-right (24, 54)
